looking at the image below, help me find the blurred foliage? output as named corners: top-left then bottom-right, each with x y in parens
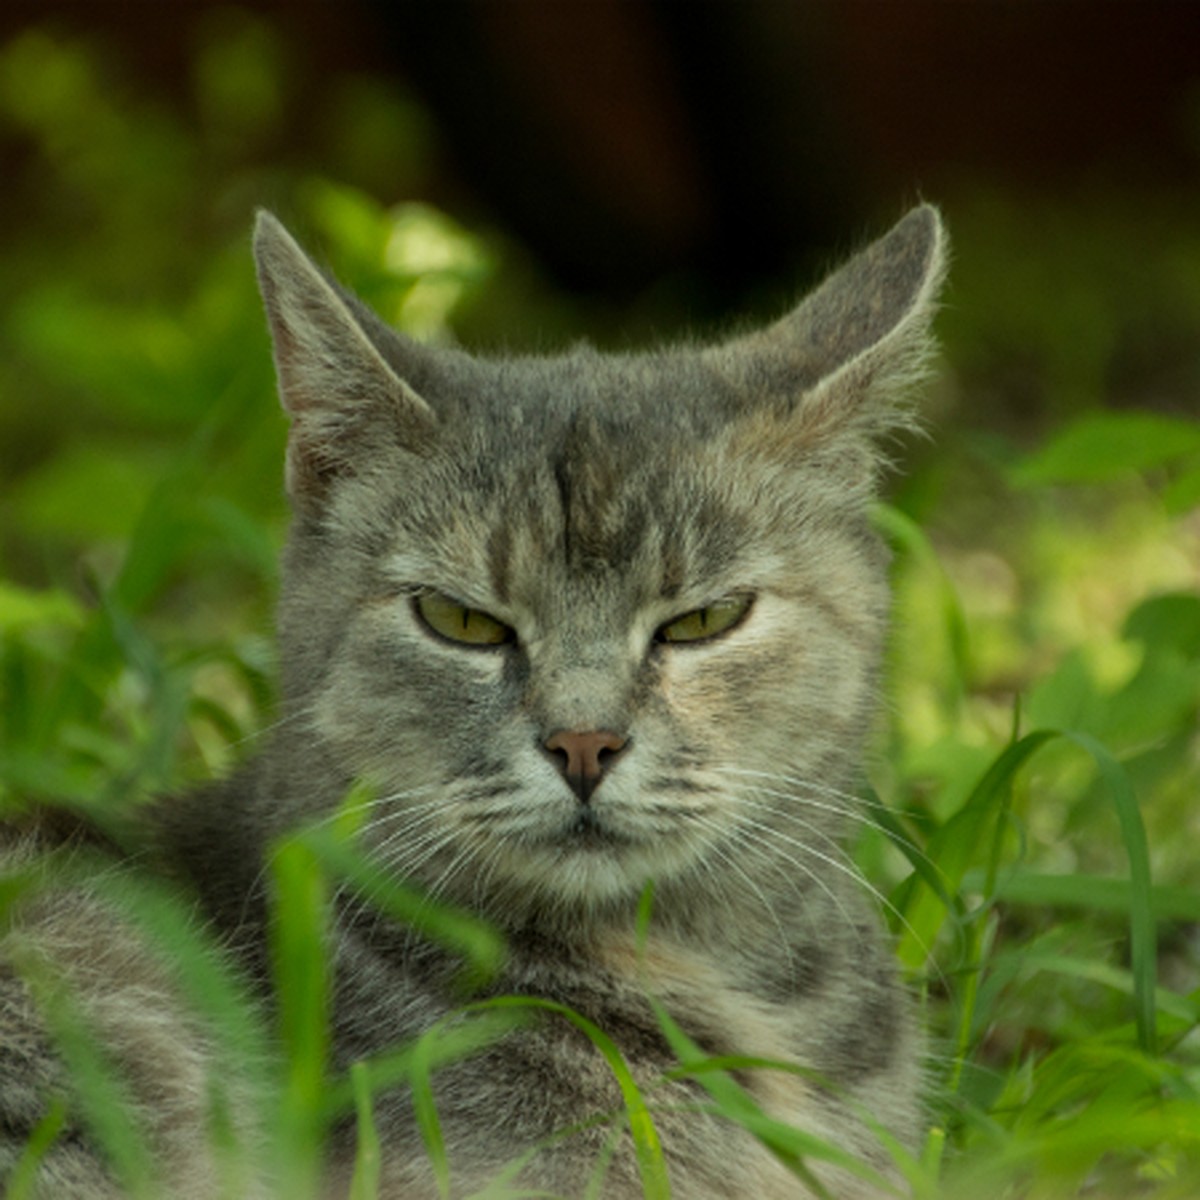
top-left (0, 13), bottom-right (1197, 1198)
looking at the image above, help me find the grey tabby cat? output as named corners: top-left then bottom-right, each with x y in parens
top-left (0, 203), bottom-right (946, 1198)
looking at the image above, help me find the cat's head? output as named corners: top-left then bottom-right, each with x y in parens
top-left (253, 206), bottom-right (946, 918)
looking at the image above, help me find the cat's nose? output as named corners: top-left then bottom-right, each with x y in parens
top-left (542, 729), bottom-right (629, 804)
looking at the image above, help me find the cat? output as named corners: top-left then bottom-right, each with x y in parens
top-left (0, 202), bottom-right (946, 1198)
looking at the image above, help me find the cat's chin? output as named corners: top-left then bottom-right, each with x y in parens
top-left (494, 818), bottom-right (704, 909)
top-left (522, 849), bottom-right (656, 907)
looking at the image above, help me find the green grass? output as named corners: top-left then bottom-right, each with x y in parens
top-left (1, 18), bottom-right (1198, 1198)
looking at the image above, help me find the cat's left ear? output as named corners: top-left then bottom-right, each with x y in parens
top-left (253, 211), bottom-right (436, 510)
top-left (710, 203), bottom-right (947, 453)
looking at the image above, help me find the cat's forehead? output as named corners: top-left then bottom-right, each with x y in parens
top-left (433, 343), bottom-right (740, 441)
top-left (465, 350), bottom-right (744, 504)
top-left (375, 349), bottom-right (759, 603)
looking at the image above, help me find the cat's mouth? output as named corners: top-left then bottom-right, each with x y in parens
top-left (503, 799), bottom-right (704, 903)
top-left (553, 807), bottom-right (634, 852)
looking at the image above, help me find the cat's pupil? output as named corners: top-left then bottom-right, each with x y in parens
top-left (414, 591), bottom-right (514, 646)
top-left (656, 593), bottom-right (753, 644)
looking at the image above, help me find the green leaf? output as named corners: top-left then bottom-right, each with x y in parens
top-left (872, 501), bottom-right (970, 691)
top-left (4, 1098), bottom-right (68, 1200)
top-left (9, 442), bottom-right (166, 544)
top-left (1061, 732), bottom-right (1158, 1056)
top-left (899, 727), bottom-right (1159, 1055)
top-left (648, 999), bottom-right (887, 1198)
top-left (1122, 592), bottom-right (1200, 657)
top-left (897, 730), bottom-right (1058, 970)
top-left (410, 1025), bottom-right (450, 1199)
top-left (1011, 412), bottom-right (1200, 486)
top-left (15, 954), bottom-right (156, 1197)
top-left (0, 581), bottom-right (86, 633)
top-left (961, 868), bottom-right (1200, 923)
top-left (1162, 460), bottom-right (1200, 513)
top-left (323, 1009), bottom-right (523, 1124)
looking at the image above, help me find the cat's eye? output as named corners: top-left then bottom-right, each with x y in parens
top-left (656, 594), bottom-right (753, 645)
top-left (414, 591), bottom-right (514, 647)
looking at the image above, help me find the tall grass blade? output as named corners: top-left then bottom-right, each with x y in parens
top-left (410, 1023), bottom-right (451, 1198)
top-left (4, 1098), bottom-right (67, 1200)
top-left (1061, 730), bottom-right (1158, 1055)
top-left (649, 999), bottom-right (889, 1198)
top-left (960, 869), bottom-right (1200, 922)
top-left (269, 836), bottom-right (331, 1198)
top-left (348, 1061), bottom-right (380, 1200)
top-left (475, 995), bottom-right (670, 1199)
top-left (297, 823), bottom-right (505, 989)
top-left (13, 949), bottom-right (156, 1198)
top-left (897, 730), bottom-right (1058, 970)
top-left (321, 1008), bottom-right (525, 1122)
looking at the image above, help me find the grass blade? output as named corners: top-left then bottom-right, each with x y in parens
top-left (297, 821), bottom-right (505, 989)
top-left (1061, 730), bottom-right (1158, 1055)
top-left (348, 1061), bottom-right (380, 1200)
top-left (269, 836), bottom-right (331, 1197)
top-left (475, 995), bottom-right (670, 1199)
top-left (10, 948), bottom-right (156, 1198)
top-left (649, 998), bottom-right (890, 1198)
top-left (4, 1099), bottom-right (68, 1200)
top-left (410, 1024), bottom-right (451, 1198)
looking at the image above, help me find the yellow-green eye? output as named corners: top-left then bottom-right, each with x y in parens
top-left (414, 591), bottom-right (514, 646)
top-left (656, 594), bottom-right (753, 645)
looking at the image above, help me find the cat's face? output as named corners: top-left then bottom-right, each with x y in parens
top-left (254, 207), bottom-right (945, 915)
top-left (286, 361), bottom-right (889, 908)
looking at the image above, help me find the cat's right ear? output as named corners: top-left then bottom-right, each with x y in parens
top-left (709, 204), bottom-right (947, 468)
top-left (252, 211), bottom-right (436, 509)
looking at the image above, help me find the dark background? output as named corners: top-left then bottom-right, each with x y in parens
top-left (3, 0), bottom-right (1197, 306)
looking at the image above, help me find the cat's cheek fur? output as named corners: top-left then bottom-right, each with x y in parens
top-left (660, 582), bottom-right (878, 752)
top-left (312, 615), bottom-right (506, 780)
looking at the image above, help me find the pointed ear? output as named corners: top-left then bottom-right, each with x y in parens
top-left (252, 210), bottom-right (436, 508)
top-left (710, 203), bottom-right (947, 455)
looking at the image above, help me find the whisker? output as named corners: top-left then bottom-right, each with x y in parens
top-left (735, 798), bottom-right (940, 970)
top-left (344, 810), bottom-right (457, 898)
top-left (711, 766), bottom-right (941, 880)
top-left (233, 783), bottom-right (449, 937)
top-left (222, 699), bottom-right (322, 753)
top-left (344, 827), bottom-right (461, 941)
top-left (711, 766), bottom-right (888, 827)
top-left (395, 841), bottom-right (483, 961)
top-left (689, 813), bottom-right (798, 982)
top-left (720, 811), bottom-right (871, 955)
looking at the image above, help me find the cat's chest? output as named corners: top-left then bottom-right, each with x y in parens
top-left (328, 918), bottom-right (824, 1189)
top-left (332, 920), bottom-right (795, 1067)
top-left (498, 927), bottom-right (801, 1072)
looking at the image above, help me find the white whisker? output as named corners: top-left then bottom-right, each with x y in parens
top-left (710, 765), bottom-right (944, 884)
top-left (688, 813), bottom-right (797, 982)
top-left (734, 793), bottom-right (940, 971)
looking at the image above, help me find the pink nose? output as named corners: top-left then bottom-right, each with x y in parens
top-left (542, 729), bottom-right (629, 804)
